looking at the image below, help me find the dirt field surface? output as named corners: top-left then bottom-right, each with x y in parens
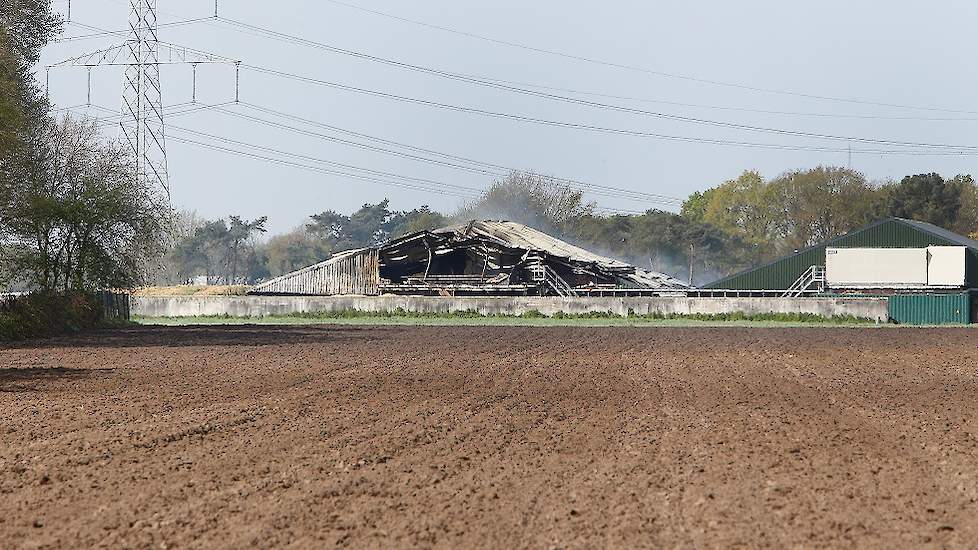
top-left (3, 325), bottom-right (978, 549)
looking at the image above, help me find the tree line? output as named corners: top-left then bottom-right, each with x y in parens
top-left (155, 202), bottom-right (449, 285)
top-left (158, 168), bottom-right (978, 287)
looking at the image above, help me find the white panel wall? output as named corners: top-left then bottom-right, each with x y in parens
top-left (826, 246), bottom-right (968, 288)
top-left (926, 246), bottom-right (967, 287)
top-left (826, 248), bottom-right (928, 287)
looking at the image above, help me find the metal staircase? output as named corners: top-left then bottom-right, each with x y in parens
top-left (782, 265), bottom-right (826, 298)
top-left (528, 262), bottom-right (578, 297)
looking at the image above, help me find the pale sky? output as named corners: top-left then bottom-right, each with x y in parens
top-left (41, 0), bottom-right (978, 234)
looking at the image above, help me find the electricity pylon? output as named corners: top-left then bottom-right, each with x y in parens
top-left (122, 0), bottom-right (169, 196)
top-left (48, 1), bottom-right (240, 198)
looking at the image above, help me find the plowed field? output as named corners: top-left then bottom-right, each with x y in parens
top-left (2, 325), bottom-right (978, 548)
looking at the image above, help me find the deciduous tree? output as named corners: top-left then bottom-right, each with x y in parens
top-left (700, 170), bottom-right (775, 250)
top-left (878, 173), bottom-right (963, 226)
top-left (456, 171), bottom-right (594, 234)
top-left (3, 117), bottom-right (168, 291)
top-left (261, 228), bottom-right (332, 278)
top-left (766, 166), bottom-right (877, 253)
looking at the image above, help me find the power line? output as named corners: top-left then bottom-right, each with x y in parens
top-left (61, 18), bottom-right (978, 156)
top-left (244, 64), bottom-right (978, 155)
top-left (55, 17), bottom-right (212, 43)
top-left (216, 102), bottom-right (685, 205)
top-left (215, 17), bottom-right (978, 151)
top-left (444, 80), bottom-right (978, 123)
top-left (80, 103), bottom-right (482, 198)
top-left (168, 134), bottom-right (481, 200)
top-left (69, 12), bottom-right (978, 123)
top-left (57, 20), bottom-right (685, 205)
top-left (219, 105), bottom-right (508, 177)
top-left (215, 16), bottom-right (978, 130)
top-left (594, 206), bottom-right (652, 216)
top-left (79, 105), bottom-right (483, 199)
top-left (55, 12), bottom-right (687, 211)
top-left (83, 101), bottom-right (237, 128)
top-left (320, 0), bottom-right (978, 116)
top-left (86, 103), bottom-right (683, 209)
top-left (167, 124), bottom-right (485, 196)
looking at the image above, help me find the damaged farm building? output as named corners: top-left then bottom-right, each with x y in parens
top-left (250, 221), bottom-right (687, 297)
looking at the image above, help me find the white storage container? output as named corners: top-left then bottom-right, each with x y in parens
top-left (926, 246), bottom-right (967, 287)
top-left (826, 248), bottom-right (928, 288)
top-left (826, 246), bottom-right (968, 288)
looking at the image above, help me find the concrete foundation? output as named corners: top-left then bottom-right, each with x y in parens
top-left (132, 295), bottom-right (890, 322)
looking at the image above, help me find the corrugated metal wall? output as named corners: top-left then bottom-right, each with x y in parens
top-left (251, 249), bottom-right (380, 296)
top-left (888, 293), bottom-right (972, 325)
top-left (708, 219), bottom-right (978, 290)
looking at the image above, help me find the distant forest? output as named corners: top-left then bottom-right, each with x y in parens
top-left (157, 168), bottom-right (978, 287)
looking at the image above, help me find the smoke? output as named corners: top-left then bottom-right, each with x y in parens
top-left (453, 171), bottom-right (730, 286)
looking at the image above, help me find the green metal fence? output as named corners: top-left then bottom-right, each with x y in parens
top-left (888, 293), bottom-right (973, 325)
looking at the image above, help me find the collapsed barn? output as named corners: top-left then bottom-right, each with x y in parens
top-left (250, 221), bottom-right (687, 297)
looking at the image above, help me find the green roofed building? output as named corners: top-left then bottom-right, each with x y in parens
top-left (706, 218), bottom-right (978, 291)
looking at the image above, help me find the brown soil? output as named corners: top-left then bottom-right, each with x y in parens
top-left (2, 325), bottom-right (978, 548)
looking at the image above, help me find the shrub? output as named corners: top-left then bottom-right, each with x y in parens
top-left (0, 292), bottom-right (105, 342)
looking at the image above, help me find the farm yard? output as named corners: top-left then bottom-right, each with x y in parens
top-left (3, 325), bottom-right (978, 548)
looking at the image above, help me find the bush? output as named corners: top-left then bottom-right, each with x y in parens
top-left (0, 292), bottom-right (105, 341)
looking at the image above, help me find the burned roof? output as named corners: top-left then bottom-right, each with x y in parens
top-left (435, 221), bottom-right (635, 271)
top-left (251, 220), bottom-right (687, 297)
top-left (379, 221), bottom-right (687, 294)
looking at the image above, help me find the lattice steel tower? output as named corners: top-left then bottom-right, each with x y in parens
top-left (121, 0), bottom-right (169, 196)
top-left (49, 1), bottom-right (240, 200)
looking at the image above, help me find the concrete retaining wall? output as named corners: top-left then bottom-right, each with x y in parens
top-left (132, 295), bottom-right (890, 322)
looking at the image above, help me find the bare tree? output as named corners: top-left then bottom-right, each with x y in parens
top-left (456, 171), bottom-right (595, 234)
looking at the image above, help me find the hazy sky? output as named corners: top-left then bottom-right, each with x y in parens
top-left (41, 0), bottom-right (978, 233)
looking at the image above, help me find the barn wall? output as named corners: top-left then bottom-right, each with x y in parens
top-left (251, 249), bottom-right (380, 296)
top-left (708, 219), bottom-right (978, 290)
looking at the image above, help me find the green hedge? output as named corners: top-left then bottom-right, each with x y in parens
top-left (0, 292), bottom-right (105, 342)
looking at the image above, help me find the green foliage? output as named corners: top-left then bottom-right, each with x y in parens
top-left (260, 228), bottom-right (332, 277)
top-left (0, 0), bottom-right (62, 67)
top-left (569, 210), bottom-right (754, 285)
top-left (3, 118), bottom-right (169, 291)
top-left (680, 189), bottom-right (715, 223)
top-left (0, 292), bottom-right (103, 341)
top-left (766, 166), bottom-right (878, 253)
top-left (877, 173), bottom-right (966, 228)
top-left (690, 167), bottom-right (978, 268)
top-left (0, 0), bottom-right (61, 203)
top-left (632, 310), bottom-right (870, 324)
top-left (701, 170), bottom-right (774, 247)
top-left (385, 206), bottom-right (447, 239)
top-left (308, 200), bottom-right (391, 249)
top-left (0, 27), bottom-right (23, 155)
top-left (307, 200), bottom-right (447, 251)
top-left (954, 176), bottom-right (978, 239)
top-left (165, 215), bottom-right (268, 284)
